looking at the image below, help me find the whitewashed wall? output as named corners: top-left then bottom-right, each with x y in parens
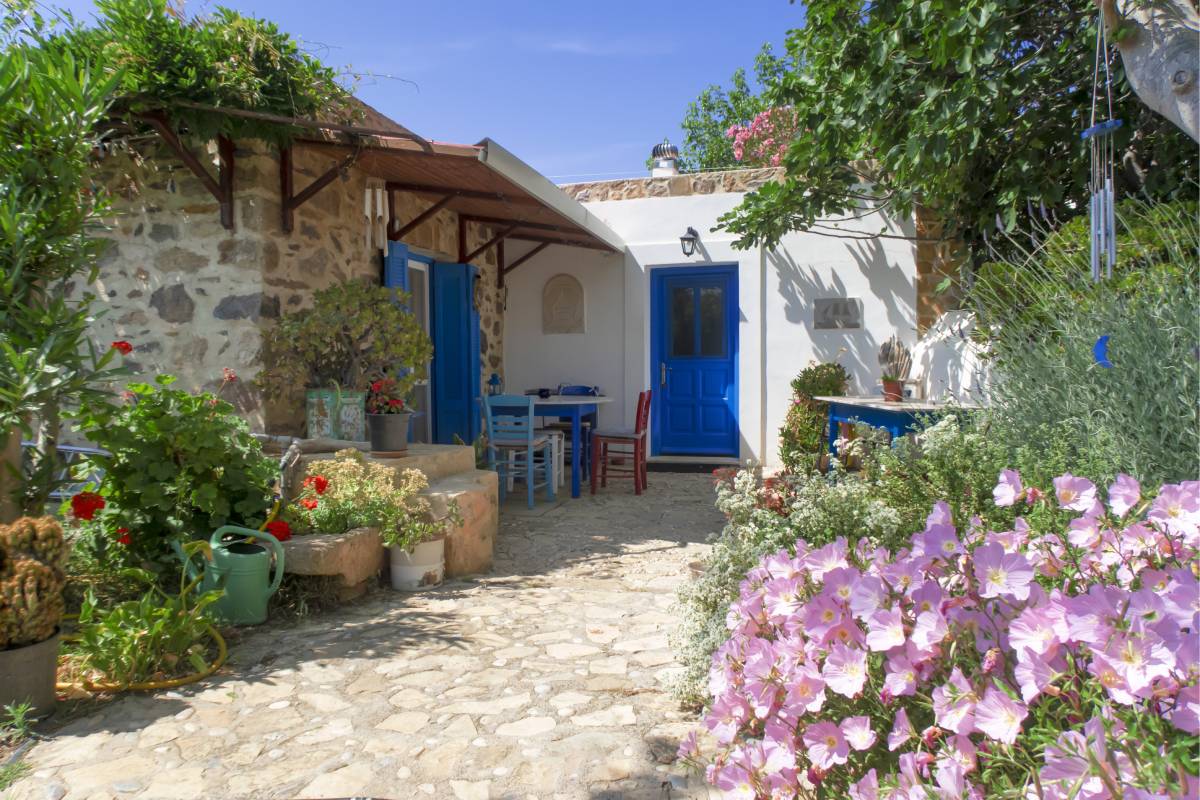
top-left (503, 188), bottom-right (920, 468)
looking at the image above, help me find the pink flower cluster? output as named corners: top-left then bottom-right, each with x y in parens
top-left (726, 107), bottom-right (799, 167)
top-left (683, 472), bottom-right (1200, 799)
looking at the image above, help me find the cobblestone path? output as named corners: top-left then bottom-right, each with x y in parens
top-left (6, 472), bottom-right (721, 800)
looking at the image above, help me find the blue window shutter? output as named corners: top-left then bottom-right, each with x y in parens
top-left (430, 262), bottom-right (482, 445)
top-left (384, 242), bottom-right (409, 294)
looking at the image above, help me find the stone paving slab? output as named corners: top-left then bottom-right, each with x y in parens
top-left (5, 472), bottom-right (721, 800)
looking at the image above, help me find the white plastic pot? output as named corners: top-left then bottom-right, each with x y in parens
top-left (389, 537), bottom-right (444, 591)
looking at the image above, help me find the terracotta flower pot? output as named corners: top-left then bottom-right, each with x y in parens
top-left (882, 379), bottom-right (904, 402)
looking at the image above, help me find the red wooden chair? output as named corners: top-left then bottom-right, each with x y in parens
top-left (590, 390), bottom-right (651, 495)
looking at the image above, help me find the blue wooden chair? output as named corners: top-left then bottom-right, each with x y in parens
top-left (483, 395), bottom-right (555, 508)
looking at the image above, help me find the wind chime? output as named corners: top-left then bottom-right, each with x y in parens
top-left (363, 178), bottom-right (388, 253)
top-left (1082, 8), bottom-right (1122, 283)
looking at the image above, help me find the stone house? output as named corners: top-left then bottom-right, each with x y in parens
top-left (88, 100), bottom-right (964, 470)
top-left (88, 102), bottom-right (621, 443)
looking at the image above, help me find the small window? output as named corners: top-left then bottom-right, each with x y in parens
top-left (670, 287), bottom-right (696, 357)
top-left (699, 286), bottom-right (725, 356)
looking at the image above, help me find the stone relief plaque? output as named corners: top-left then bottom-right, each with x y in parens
top-left (542, 274), bottom-right (585, 334)
top-left (814, 297), bottom-right (863, 330)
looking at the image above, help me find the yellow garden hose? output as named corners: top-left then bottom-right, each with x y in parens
top-left (54, 618), bottom-right (228, 693)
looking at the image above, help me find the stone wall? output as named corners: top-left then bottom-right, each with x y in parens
top-left (88, 136), bottom-right (506, 434)
top-left (559, 167), bottom-right (781, 201)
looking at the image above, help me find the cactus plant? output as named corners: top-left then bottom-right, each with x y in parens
top-left (878, 336), bottom-right (913, 381)
top-left (0, 517), bottom-right (68, 649)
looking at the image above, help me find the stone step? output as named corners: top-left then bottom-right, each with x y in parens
top-left (300, 443), bottom-right (477, 485)
top-left (423, 469), bottom-right (498, 578)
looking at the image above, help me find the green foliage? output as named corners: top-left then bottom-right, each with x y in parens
top-left (258, 280), bottom-right (434, 396)
top-left (288, 449), bottom-right (459, 552)
top-left (0, 516), bottom-right (67, 649)
top-left (1, 702), bottom-right (34, 741)
top-left (76, 376), bottom-right (276, 559)
top-left (778, 361), bottom-right (848, 473)
top-left (717, 0), bottom-right (1197, 261)
top-left (670, 44), bottom-right (786, 172)
top-left (62, 550), bottom-right (220, 686)
top-left (969, 201), bottom-right (1200, 485)
top-left (0, 10), bottom-right (126, 510)
top-left (51, 0), bottom-right (355, 144)
top-left (671, 467), bottom-right (900, 706)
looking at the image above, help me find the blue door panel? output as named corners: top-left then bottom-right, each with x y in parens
top-left (431, 262), bottom-right (481, 445)
top-left (651, 266), bottom-right (739, 456)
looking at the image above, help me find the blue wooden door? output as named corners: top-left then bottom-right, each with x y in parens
top-left (430, 262), bottom-right (481, 445)
top-left (651, 266), bottom-right (738, 456)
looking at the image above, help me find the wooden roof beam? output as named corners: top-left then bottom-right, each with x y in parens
top-left (141, 113), bottom-right (235, 230)
top-left (507, 234), bottom-right (611, 251)
top-left (463, 224), bottom-right (518, 264)
top-left (280, 145), bottom-right (361, 234)
top-left (389, 193), bottom-right (454, 241)
top-left (502, 242), bottom-right (551, 275)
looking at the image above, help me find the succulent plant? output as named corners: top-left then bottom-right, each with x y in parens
top-left (878, 336), bottom-right (913, 382)
top-left (0, 516), bottom-right (68, 649)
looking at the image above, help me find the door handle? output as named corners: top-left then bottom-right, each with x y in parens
top-left (660, 362), bottom-right (668, 386)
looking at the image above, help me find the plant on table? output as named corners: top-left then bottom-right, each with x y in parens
top-left (779, 362), bottom-right (848, 473)
top-left (877, 337), bottom-right (911, 401)
top-left (75, 375), bottom-right (276, 563)
top-left (366, 377), bottom-right (410, 415)
top-left (287, 449), bottom-right (457, 551)
top-left (682, 470), bottom-right (1200, 798)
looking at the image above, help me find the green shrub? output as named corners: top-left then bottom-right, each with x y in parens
top-left (778, 362), bottom-right (847, 472)
top-left (671, 466), bottom-right (899, 706)
top-left (76, 375), bottom-right (276, 561)
top-left (61, 548), bottom-right (220, 687)
top-left (54, 0), bottom-right (355, 144)
top-left (970, 199), bottom-right (1199, 485)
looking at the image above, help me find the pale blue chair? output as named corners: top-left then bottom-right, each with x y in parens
top-left (483, 395), bottom-right (555, 508)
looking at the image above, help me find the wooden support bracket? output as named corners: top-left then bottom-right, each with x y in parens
top-left (463, 224), bottom-right (517, 264)
top-left (502, 242), bottom-right (551, 276)
top-left (142, 114), bottom-right (235, 230)
top-left (280, 145), bottom-right (361, 234)
top-left (390, 194), bottom-right (454, 241)
top-left (458, 217), bottom-right (468, 263)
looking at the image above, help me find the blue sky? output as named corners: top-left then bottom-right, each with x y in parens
top-left (48, 0), bottom-right (798, 180)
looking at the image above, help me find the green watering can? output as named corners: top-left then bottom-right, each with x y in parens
top-left (176, 525), bottom-right (285, 626)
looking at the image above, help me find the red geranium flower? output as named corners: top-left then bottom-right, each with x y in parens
top-left (301, 498), bottom-right (319, 510)
top-left (71, 492), bottom-right (106, 521)
top-left (303, 475), bottom-right (329, 495)
top-left (110, 340), bottom-right (133, 355)
top-left (371, 380), bottom-right (384, 393)
top-left (388, 398), bottom-right (403, 408)
top-left (222, 367), bottom-right (237, 383)
top-left (115, 527), bottom-right (131, 545)
top-left (264, 520), bottom-right (292, 542)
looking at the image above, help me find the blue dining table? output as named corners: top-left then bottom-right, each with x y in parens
top-left (533, 395), bottom-right (613, 498)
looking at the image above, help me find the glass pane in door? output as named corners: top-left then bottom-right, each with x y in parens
top-left (670, 286), bottom-right (696, 357)
top-left (699, 286), bottom-right (725, 356)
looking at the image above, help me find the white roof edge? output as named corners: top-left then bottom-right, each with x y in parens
top-left (475, 138), bottom-right (627, 253)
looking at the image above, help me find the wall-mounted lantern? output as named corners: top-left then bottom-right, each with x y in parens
top-left (680, 226), bottom-right (700, 257)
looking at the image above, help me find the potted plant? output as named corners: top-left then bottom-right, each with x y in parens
top-left (365, 377), bottom-right (414, 454)
top-left (287, 450), bottom-right (459, 593)
top-left (0, 516), bottom-right (68, 716)
top-left (258, 280), bottom-right (433, 441)
top-left (878, 336), bottom-right (912, 402)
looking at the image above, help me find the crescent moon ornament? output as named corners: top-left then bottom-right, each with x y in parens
top-left (1094, 335), bottom-right (1113, 368)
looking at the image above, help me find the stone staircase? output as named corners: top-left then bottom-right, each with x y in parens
top-left (297, 443), bottom-right (498, 582)
top-left (367, 444), bottom-right (499, 577)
